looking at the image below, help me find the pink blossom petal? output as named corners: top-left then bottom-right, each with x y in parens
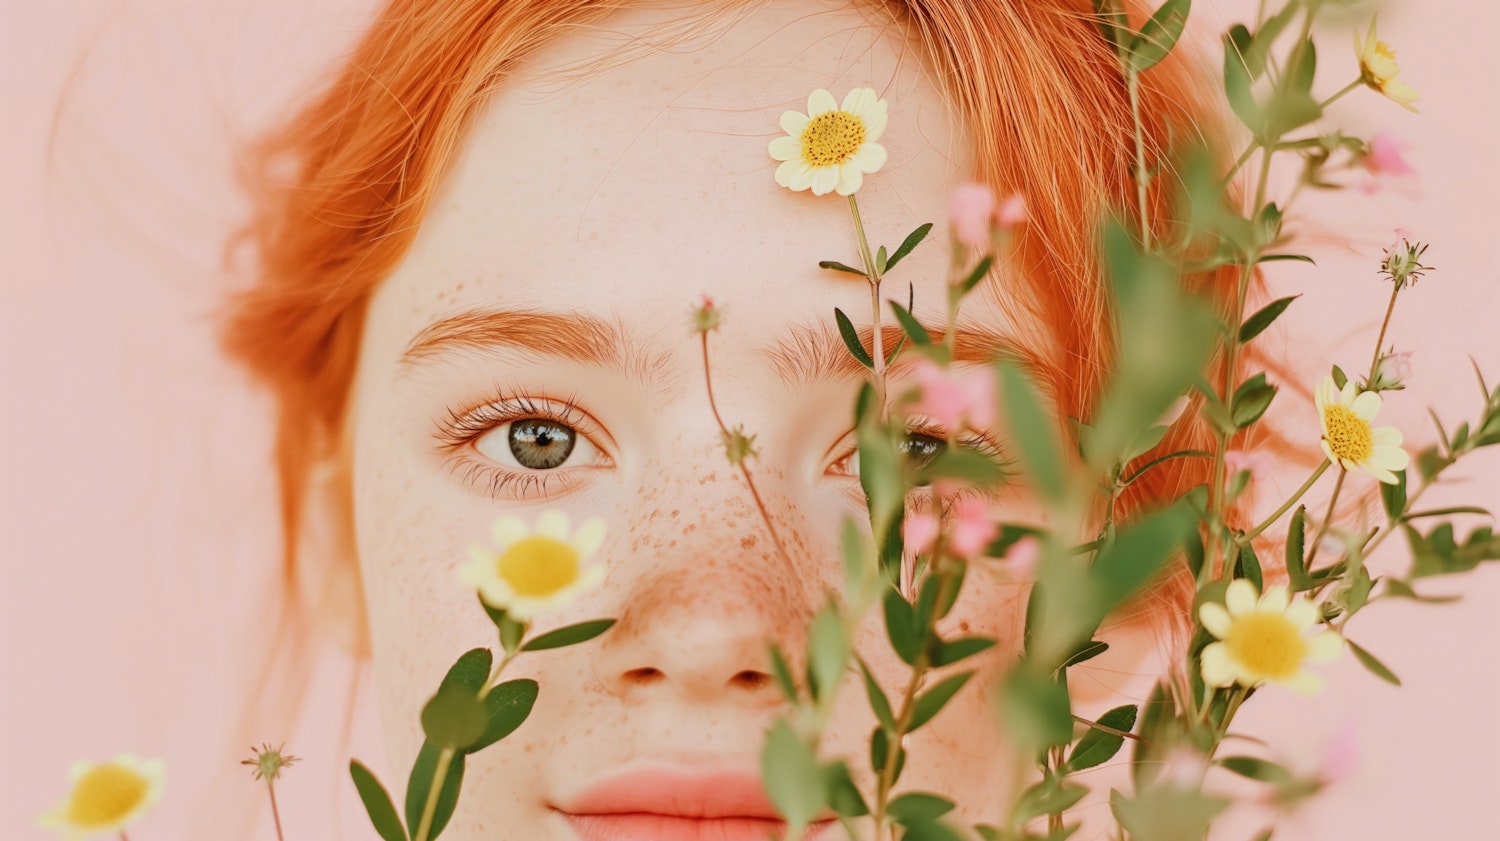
top-left (949, 183), bottom-right (997, 248)
top-left (1001, 536), bottom-right (1039, 579)
top-left (1322, 720), bottom-right (1361, 785)
top-left (1364, 133), bottom-right (1415, 177)
top-left (903, 513), bottom-right (941, 555)
top-left (947, 498), bottom-right (998, 557)
top-left (996, 194), bottom-right (1027, 227)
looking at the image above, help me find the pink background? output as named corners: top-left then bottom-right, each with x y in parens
top-left (3, 1), bottom-right (1496, 838)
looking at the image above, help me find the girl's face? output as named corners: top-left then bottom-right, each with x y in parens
top-left (348, 2), bottom-right (1041, 838)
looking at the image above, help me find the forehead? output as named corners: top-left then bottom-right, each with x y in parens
top-left (368, 0), bottom-right (978, 355)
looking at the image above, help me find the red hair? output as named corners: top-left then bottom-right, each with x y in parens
top-left (219, 0), bottom-right (1280, 832)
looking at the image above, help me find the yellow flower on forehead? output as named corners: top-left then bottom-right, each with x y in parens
top-left (458, 511), bottom-right (606, 620)
top-left (769, 87), bottom-right (889, 196)
top-left (1315, 376), bottom-right (1408, 485)
top-left (1355, 18), bottom-right (1419, 113)
top-left (37, 754), bottom-right (166, 839)
top-left (1200, 580), bottom-right (1343, 695)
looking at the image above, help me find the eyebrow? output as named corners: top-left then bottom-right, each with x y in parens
top-left (399, 307), bottom-right (1026, 389)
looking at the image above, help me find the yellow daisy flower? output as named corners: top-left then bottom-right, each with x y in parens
top-left (1315, 376), bottom-right (1409, 484)
top-left (1355, 18), bottom-right (1419, 113)
top-left (458, 511), bottom-right (606, 620)
top-left (37, 754), bottom-right (166, 839)
top-left (1200, 580), bottom-right (1343, 695)
top-left (769, 87), bottom-right (889, 196)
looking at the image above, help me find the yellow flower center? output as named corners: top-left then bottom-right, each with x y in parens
top-left (1225, 612), bottom-right (1308, 681)
top-left (1363, 41), bottom-right (1399, 84)
top-left (497, 536), bottom-right (580, 597)
top-left (67, 764), bottom-right (148, 827)
top-left (1323, 404), bottom-right (1373, 463)
top-left (799, 111), bottom-right (866, 167)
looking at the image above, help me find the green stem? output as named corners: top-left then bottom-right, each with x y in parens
top-left (1304, 469), bottom-right (1347, 570)
top-left (412, 748), bottom-right (456, 841)
top-left (1318, 78), bottom-right (1364, 110)
top-left (1211, 687), bottom-right (1251, 748)
top-left (848, 194), bottom-right (887, 413)
top-left (1128, 69), bottom-right (1152, 248)
top-left (1367, 284), bottom-right (1401, 385)
top-left (1237, 460), bottom-right (1330, 543)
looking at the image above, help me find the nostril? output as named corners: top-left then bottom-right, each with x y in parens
top-left (729, 670), bottom-right (773, 691)
top-left (622, 667), bottom-right (665, 686)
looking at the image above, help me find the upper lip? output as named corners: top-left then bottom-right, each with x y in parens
top-left (555, 762), bottom-right (785, 819)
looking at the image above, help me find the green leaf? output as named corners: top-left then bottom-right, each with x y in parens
top-left (885, 222), bottom-right (934, 272)
top-left (420, 681), bottom-right (490, 751)
top-left (876, 245), bottom-right (889, 275)
top-left (1403, 506), bottom-right (1493, 521)
top-left (932, 635), bottom-right (997, 667)
top-left (404, 743), bottom-right (465, 840)
top-left (1129, 0), bottom-right (1192, 72)
top-left (857, 658), bottom-right (896, 731)
top-left (822, 760), bottom-right (869, 817)
top-left (1347, 638), bottom-right (1401, 686)
top-left (1231, 374), bottom-right (1277, 429)
top-left (1121, 449), bottom-right (1214, 486)
top-left (1244, 2), bottom-right (1298, 78)
top-left (807, 603), bottom-right (850, 703)
top-left (870, 726), bottom-right (907, 786)
top-left (1286, 505), bottom-right (1312, 591)
top-left (1060, 639), bottom-right (1110, 669)
top-left (887, 792), bottom-right (956, 823)
top-left (350, 760), bottom-right (408, 841)
top-left (909, 671), bottom-right (975, 731)
top-left (1218, 756), bottom-right (1293, 783)
top-left (441, 647), bottom-right (492, 692)
top-left (883, 589), bottom-right (924, 666)
top-left (1223, 33), bottom-right (1262, 137)
top-left (997, 361), bottom-right (1068, 501)
top-left (1238, 295), bottom-right (1298, 342)
top-left (521, 619), bottom-right (615, 651)
top-left (762, 720), bottom-right (825, 832)
top-left (819, 260), bottom-right (868, 276)
top-left (834, 307), bottom-right (874, 368)
top-left (1236, 542), bottom-right (1264, 592)
top-left (1000, 666), bottom-right (1073, 751)
top-left (956, 255), bottom-right (994, 296)
top-left (1382, 578), bottom-right (1461, 604)
top-left (768, 643), bottom-right (799, 702)
top-left (1331, 364), bottom-right (1348, 390)
top-left (470, 678), bottom-right (539, 752)
top-left (889, 301), bottom-right (932, 346)
top-left (480, 600), bottom-right (525, 654)
top-left (1381, 469), bottom-right (1408, 523)
top-left (1066, 704), bottom-right (1138, 772)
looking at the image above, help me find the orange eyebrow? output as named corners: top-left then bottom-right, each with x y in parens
top-left (398, 307), bottom-right (672, 388)
top-left (760, 318), bottom-right (1027, 387)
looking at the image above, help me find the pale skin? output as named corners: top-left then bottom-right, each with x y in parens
top-left (330, 2), bottom-right (1157, 837)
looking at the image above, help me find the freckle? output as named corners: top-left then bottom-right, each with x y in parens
top-left (683, 524), bottom-right (697, 534)
top-left (670, 509), bottom-right (679, 519)
top-left (669, 540), bottom-right (677, 547)
top-left (740, 534), bottom-right (758, 549)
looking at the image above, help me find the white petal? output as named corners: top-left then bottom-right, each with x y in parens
top-left (789, 163), bottom-right (817, 191)
top-left (535, 510), bottom-right (569, 540)
top-left (841, 87), bottom-right (867, 113)
top-left (578, 563), bottom-right (607, 591)
top-left (1319, 439), bottom-right (1338, 465)
top-left (1199, 602), bottom-right (1232, 638)
top-left (1315, 377), bottom-right (1332, 414)
top-left (477, 577), bottom-right (516, 609)
top-left (776, 159), bottom-right (809, 189)
top-left (572, 517), bottom-right (607, 559)
top-left (1363, 462), bottom-right (1399, 485)
top-left (1285, 671), bottom-right (1324, 695)
top-left (1226, 578), bottom-right (1258, 616)
top-left (1339, 381), bottom-right (1358, 406)
top-left (849, 142), bottom-right (887, 173)
top-left (807, 88), bottom-right (836, 116)
top-left (1371, 425), bottom-right (1404, 446)
top-left (492, 515), bottom-right (529, 549)
top-left (464, 544), bottom-right (493, 570)
top-left (811, 165), bottom-right (838, 196)
top-left (1349, 390), bottom-right (1382, 421)
top-left (1306, 630), bottom-right (1344, 662)
top-left (1370, 443), bottom-right (1410, 470)
top-left (863, 109), bottom-right (888, 143)
top-left (1283, 598), bottom-right (1318, 629)
top-left (834, 164), bottom-right (863, 196)
top-left (1259, 585), bottom-right (1290, 614)
top-left (780, 110), bottom-right (809, 136)
top-left (769, 136), bottom-right (802, 162)
top-left (1200, 643), bottom-right (1237, 687)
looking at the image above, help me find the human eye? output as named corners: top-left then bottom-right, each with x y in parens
top-left (825, 417), bottom-right (1012, 492)
top-left (432, 388), bottom-right (612, 500)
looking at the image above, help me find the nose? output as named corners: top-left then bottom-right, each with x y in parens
top-left (591, 499), bottom-right (820, 705)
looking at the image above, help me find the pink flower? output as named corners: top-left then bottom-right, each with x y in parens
top-left (996, 193), bottom-right (1027, 228)
top-left (1000, 535), bottom-right (1038, 579)
top-left (911, 359), bottom-right (995, 432)
top-left (949, 183), bottom-right (997, 248)
top-left (1362, 133), bottom-right (1415, 177)
top-left (1223, 450), bottom-right (1271, 484)
top-left (948, 497), bottom-right (998, 557)
top-left (1321, 720), bottom-right (1360, 786)
top-left (903, 513), bottom-right (941, 556)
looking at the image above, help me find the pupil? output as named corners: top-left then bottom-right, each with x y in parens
top-left (508, 419), bottom-right (577, 469)
top-left (901, 433), bottom-right (946, 471)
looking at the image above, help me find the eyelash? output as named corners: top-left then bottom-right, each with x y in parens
top-left (433, 387), bottom-right (605, 500)
top-left (828, 420), bottom-right (1017, 503)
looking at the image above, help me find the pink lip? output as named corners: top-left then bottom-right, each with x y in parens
top-left (556, 762), bottom-right (836, 841)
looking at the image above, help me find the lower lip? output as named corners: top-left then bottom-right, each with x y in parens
top-left (563, 813), bottom-right (837, 841)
